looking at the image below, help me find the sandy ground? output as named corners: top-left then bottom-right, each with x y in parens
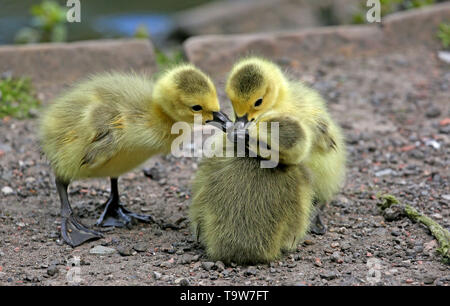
top-left (0, 46), bottom-right (448, 286)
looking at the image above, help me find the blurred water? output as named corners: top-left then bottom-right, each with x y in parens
top-left (0, 0), bottom-right (213, 45)
top-left (93, 14), bottom-right (174, 43)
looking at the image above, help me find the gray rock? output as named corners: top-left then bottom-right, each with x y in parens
top-left (320, 271), bottom-right (338, 280)
top-left (179, 254), bottom-right (200, 265)
top-left (375, 169), bottom-right (396, 177)
top-left (175, 277), bottom-right (190, 286)
top-left (201, 261), bottom-right (215, 271)
top-left (133, 242), bottom-right (148, 253)
top-left (0, 39), bottom-right (157, 102)
top-left (244, 267), bottom-right (258, 276)
top-left (215, 261), bottom-right (225, 272)
top-left (441, 194), bottom-right (450, 201)
top-left (331, 252), bottom-right (342, 263)
top-left (185, 3), bottom-right (450, 78)
top-left (423, 275), bottom-right (436, 285)
top-left (152, 271), bottom-right (162, 280)
top-left (425, 106), bottom-right (441, 118)
top-left (383, 205), bottom-right (405, 222)
top-left (47, 265), bottom-right (59, 276)
top-left (437, 51), bottom-right (450, 64)
top-left (143, 163), bottom-right (166, 181)
top-left (89, 245), bottom-right (116, 255)
top-left (1, 186), bottom-right (14, 196)
top-left (116, 246), bottom-right (133, 256)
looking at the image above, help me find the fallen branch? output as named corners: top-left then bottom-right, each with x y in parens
top-left (379, 194), bottom-right (450, 265)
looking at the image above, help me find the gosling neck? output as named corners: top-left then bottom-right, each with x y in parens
top-left (150, 101), bottom-right (176, 131)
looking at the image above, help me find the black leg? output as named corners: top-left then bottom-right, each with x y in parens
top-left (56, 178), bottom-right (103, 247)
top-left (310, 212), bottom-right (327, 235)
top-left (310, 198), bottom-right (327, 235)
top-left (96, 177), bottom-right (155, 227)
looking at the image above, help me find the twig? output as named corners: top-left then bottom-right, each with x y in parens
top-left (379, 194), bottom-right (450, 264)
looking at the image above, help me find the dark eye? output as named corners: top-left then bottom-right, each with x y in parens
top-left (191, 105), bottom-right (202, 111)
top-left (254, 98), bottom-right (263, 107)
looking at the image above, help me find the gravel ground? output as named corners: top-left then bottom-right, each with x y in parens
top-left (0, 46), bottom-right (448, 286)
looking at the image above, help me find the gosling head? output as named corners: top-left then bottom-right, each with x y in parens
top-left (225, 57), bottom-right (288, 125)
top-left (153, 64), bottom-right (221, 124)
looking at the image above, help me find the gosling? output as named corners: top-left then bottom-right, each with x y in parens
top-left (190, 116), bottom-right (315, 265)
top-left (39, 65), bottom-right (226, 247)
top-left (225, 57), bottom-right (346, 234)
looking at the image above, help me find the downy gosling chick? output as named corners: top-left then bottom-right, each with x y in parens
top-left (39, 65), bottom-right (226, 247)
top-left (225, 57), bottom-right (346, 234)
top-left (190, 115), bottom-right (315, 264)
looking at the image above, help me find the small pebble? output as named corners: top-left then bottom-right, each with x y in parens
top-left (47, 265), bottom-right (59, 276)
top-left (152, 271), bottom-right (162, 280)
top-left (425, 106), bottom-right (441, 118)
top-left (201, 262), bottom-right (215, 271)
top-left (133, 242), bottom-right (148, 253)
top-left (116, 246), bottom-right (133, 256)
top-left (1, 186), bottom-right (14, 196)
top-left (244, 267), bottom-right (258, 276)
top-left (89, 245), bottom-right (116, 255)
top-left (175, 277), bottom-right (190, 286)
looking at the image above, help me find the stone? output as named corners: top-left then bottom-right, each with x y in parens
top-left (89, 245), bottom-right (116, 255)
top-left (244, 267), bottom-right (258, 276)
top-left (320, 271), bottom-right (338, 280)
top-left (133, 242), bottom-right (148, 253)
top-left (175, 277), bottom-right (190, 286)
top-left (437, 51), bottom-right (450, 64)
top-left (184, 3), bottom-right (450, 78)
top-left (47, 265), bottom-right (59, 276)
top-left (152, 271), bottom-right (162, 280)
top-left (174, 0), bottom-right (360, 38)
top-left (425, 107), bottom-right (441, 118)
top-left (383, 205), bottom-right (405, 222)
top-left (215, 261), bottom-right (225, 272)
top-left (423, 275), bottom-right (436, 285)
top-left (0, 39), bottom-right (157, 102)
top-left (184, 26), bottom-right (381, 78)
top-left (201, 261), bottom-right (215, 271)
top-left (116, 246), bottom-right (133, 257)
top-left (1, 186), bottom-right (14, 196)
top-left (375, 169), bottom-right (396, 177)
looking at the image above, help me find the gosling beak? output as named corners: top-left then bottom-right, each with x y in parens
top-left (234, 114), bottom-right (249, 130)
top-left (206, 111), bottom-right (232, 132)
top-left (226, 114), bottom-right (250, 144)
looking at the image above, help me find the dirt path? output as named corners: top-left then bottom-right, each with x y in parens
top-left (0, 46), bottom-right (448, 285)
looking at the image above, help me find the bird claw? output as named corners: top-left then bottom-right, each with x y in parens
top-left (61, 215), bottom-right (103, 247)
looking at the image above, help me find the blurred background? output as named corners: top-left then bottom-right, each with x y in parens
top-left (1, 0), bottom-right (447, 50)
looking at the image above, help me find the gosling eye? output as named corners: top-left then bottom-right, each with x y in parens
top-left (254, 98), bottom-right (263, 107)
top-left (191, 105), bottom-right (203, 112)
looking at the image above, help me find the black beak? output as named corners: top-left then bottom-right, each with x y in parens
top-left (234, 114), bottom-right (249, 130)
top-left (206, 111), bottom-right (232, 132)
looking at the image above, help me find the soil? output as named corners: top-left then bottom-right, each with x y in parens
top-left (0, 46), bottom-right (448, 286)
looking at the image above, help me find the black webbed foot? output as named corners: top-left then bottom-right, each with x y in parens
top-left (96, 200), bottom-right (155, 228)
top-left (56, 178), bottom-right (103, 247)
top-left (96, 177), bottom-right (155, 228)
top-left (62, 215), bottom-right (103, 247)
top-left (310, 212), bottom-right (327, 235)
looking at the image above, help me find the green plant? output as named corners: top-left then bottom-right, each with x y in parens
top-left (15, 0), bottom-right (68, 44)
top-left (154, 49), bottom-right (185, 71)
top-left (437, 23), bottom-right (450, 49)
top-left (134, 24), bottom-right (151, 39)
top-left (0, 76), bottom-right (41, 119)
